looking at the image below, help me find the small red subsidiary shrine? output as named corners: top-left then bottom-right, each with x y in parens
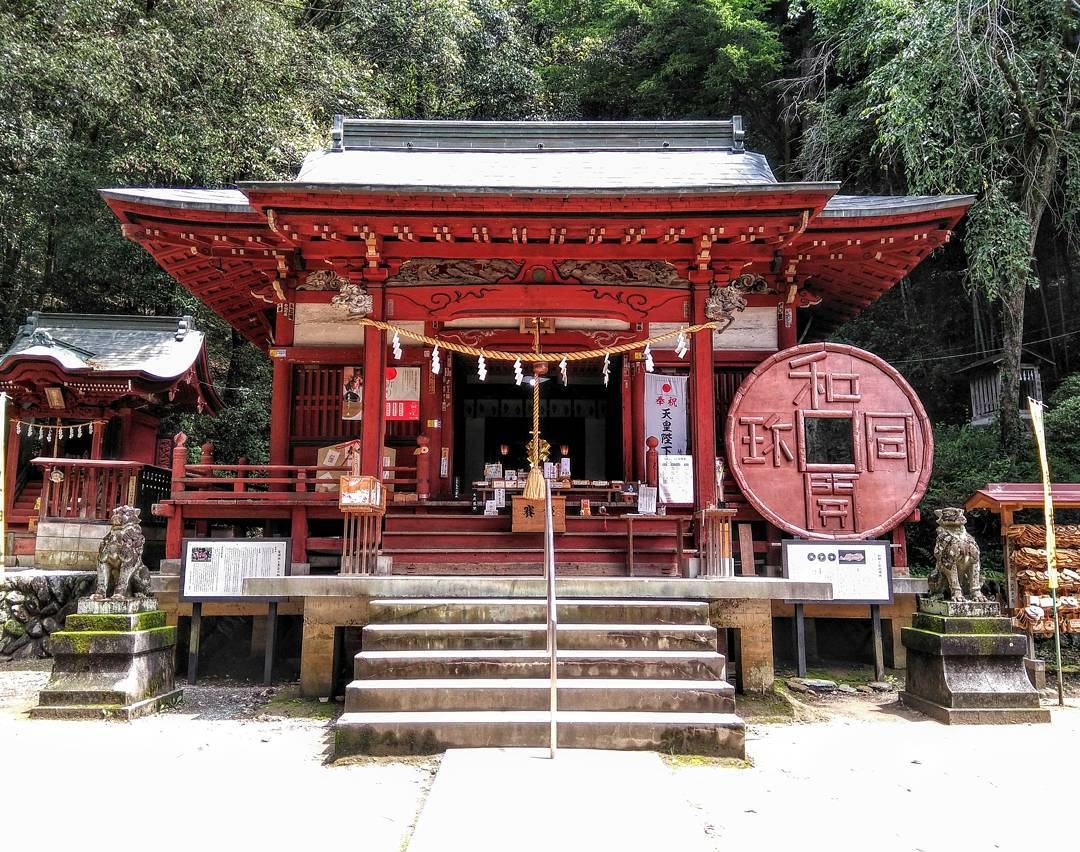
top-left (0, 312), bottom-right (220, 566)
top-left (101, 119), bottom-right (972, 689)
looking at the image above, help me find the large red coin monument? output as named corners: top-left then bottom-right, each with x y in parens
top-left (725, 343), bottom-right (932, 540)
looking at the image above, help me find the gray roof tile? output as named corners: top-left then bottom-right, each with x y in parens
top-left (1, 313), bottom-right (207, 381)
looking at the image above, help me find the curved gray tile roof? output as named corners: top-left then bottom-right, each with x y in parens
top-left (1, 313), bottom-right (207, 381)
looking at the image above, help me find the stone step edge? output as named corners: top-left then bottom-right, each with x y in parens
top-left (356, 649), bottom-right (727, 660)
top-left (368, 598), bottom-right (710, 606)
top-left (346, 678), bottom-right (735, 692)
top-left (362, 623), bottom-right (716, 633)
top-left (337, 710), bottom-right (744, 725)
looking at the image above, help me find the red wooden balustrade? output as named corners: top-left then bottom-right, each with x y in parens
top-left (32, 458), bottom-right (170, 522)
top-left (168, 437), bottom-right (427, 500)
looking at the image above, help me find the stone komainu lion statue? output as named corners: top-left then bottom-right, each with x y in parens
top-left (928, 507), bottom-right (986, 602)
top-left (93, 505), bottom-right (151, 600)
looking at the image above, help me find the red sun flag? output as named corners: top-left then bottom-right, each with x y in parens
top-left (662, 383), bottom-right (672, 393)
top-left (385, 367), bottom-right (398, 381)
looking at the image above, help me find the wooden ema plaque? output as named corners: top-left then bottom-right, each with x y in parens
top-left (511, 496), bottom-right (567, 533)
top-left (725, 342), bottom-right (932, 541)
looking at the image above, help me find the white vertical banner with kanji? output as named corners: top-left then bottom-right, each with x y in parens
top-left (645, 374), bottom-right (688, 455)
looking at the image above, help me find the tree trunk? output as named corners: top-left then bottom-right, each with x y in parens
top-left (997, 278), bottom-right (1027, 452)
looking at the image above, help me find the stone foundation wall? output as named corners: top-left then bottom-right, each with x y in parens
top-left (709, 599), bottom-right (775, 693)
top-left (0, 571), bottom-right (95, 660)
top-left (34, 521), bottom-right (110, 569)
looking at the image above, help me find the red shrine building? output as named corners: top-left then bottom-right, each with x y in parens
top-left (0, 312), bottom-right (219, 567)
top-left (100, 118), bottom-right (972, 694)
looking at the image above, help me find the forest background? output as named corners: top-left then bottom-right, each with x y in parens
top-left (1, 0), bottom-right (1078, 570)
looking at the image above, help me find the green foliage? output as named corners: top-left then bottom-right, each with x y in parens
top-left (790, 0), bottom-right (1080, 449)
top-left (0, 0), bottom-right (378, 457)
top-left (328, 0), bottom-right (547, 118)
top-left (533, 0), bottom-right (783, 119)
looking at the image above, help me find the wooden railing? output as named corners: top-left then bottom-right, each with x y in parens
top-left (32, 458), bottom-right (170, 523)
top-left (167, 434), bottom-right (429, 501)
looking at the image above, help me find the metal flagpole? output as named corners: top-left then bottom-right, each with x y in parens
top-left (0, 392), bottom-right (7, 579)
top-left (1028, 397), bottom-right (1064, 706)
top-left (544, 479), bottom-right (557, 758)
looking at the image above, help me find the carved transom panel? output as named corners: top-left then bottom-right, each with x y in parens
top-left (388, 259), bottom-right (523, 285)
top-left (556, 260), bottom-right (680, 287)
top-left (725, 343), bottom-right (932, 540)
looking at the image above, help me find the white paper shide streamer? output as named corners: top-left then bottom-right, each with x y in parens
top-left (431, 344), bottom-right (441, 375)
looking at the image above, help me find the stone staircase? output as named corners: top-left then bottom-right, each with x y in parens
top-left (335, 598), bottom-right (745, 757)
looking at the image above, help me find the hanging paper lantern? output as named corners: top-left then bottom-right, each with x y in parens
top-left (431, 344), bottom-right (441, 375)
top-left (643, 344), bottom-right (655, 373)
top-left (513, 358), bottom-right (523, 386)
top-left (559, 356), bottom-right (568, 386)
top-left (391, 330), bottom-right (402, 360)
top-left (477, 354), bottom-right (487, 382)
top-left (602, 353), bottom-right (610, 388)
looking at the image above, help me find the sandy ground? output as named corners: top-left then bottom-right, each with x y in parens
top-left (2, 663), bottom-right (1075, 852)
top-left (674, 695), bottom-right (1080, 852)
top-left (0, 665), bottom-right (435, 851)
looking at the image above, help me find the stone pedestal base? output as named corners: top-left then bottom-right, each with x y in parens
top-left (30, 598), bottom-right (180, 720)
top-left (900, 603), bottom-right (1049, 725)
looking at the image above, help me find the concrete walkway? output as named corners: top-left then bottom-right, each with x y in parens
top-left (407, 748), bottom-right (711, 852)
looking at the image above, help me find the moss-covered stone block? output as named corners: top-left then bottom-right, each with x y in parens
top-left (64, 610), bottom-right (167, 632)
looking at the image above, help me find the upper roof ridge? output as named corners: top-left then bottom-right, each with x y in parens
top-left (330, 116), bottom-right (745, 153)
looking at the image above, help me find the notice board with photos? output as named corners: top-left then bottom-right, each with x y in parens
top-left (180, 538), bottom-right (291, 602)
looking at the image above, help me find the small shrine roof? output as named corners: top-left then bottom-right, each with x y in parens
top-left (966, 483), bottom-right (1080, 512)
top-left (0, 313), bottom-right (221, 414)
top-left (2, 313), bottom-right (204, 378)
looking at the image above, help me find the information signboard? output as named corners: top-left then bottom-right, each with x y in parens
top-left (658, 455), bottom-right (694, 504)
top-left (782, 539), bottom-right (893, 604)
top-left (180, 538), bottom-right (291, 602)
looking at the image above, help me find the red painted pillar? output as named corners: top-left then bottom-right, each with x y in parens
top-left (631, 360), bottom-right (645, 482)
top-left (778, 298), bottom-right (797, 350)
top-left (269, 309), bottom-right (295, 467)
top-left (118, 407), bottom-right (133, 461)
top-left (4, 419), bottom-right (18, 522)
top-left (645, 436), bottom-right (659, 487)
top-left (90, 416), bottom-right (105, 460)
top-left (415, 434), bottom-right (431, 500)
top-left (418, 328), bottom-right (442, 497)
top-left (892, 523), bottom-right (909, 576)
top-left (691, 284), bottom-right (717, 509)
top-left (166, 433), bottom-right (188, 560)
top-left (360, 285), bottom-right (387, 478)
top-left (621, 356), bottom-right (634, 483)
